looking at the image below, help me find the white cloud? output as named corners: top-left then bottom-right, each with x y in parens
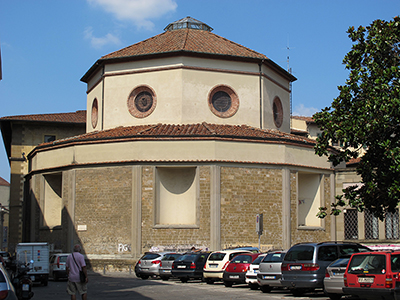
top-left (292, 104), bottom-right (319, 117)
top-left (84, 27), bottom-right (122, 49)
top-left (87, 0), bottom-right (178, 30)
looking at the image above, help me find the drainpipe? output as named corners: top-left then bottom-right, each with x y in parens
top-left (259, 60), bottom-right (264, 129)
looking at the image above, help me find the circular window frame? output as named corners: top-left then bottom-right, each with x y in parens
top-left (127, 85), bottom-right (157, 118)
top-left (273, 96), bottom-right (283, 128)
top-left (208, 85), bottom-right (239, 118)
top-left (91, 98), bottom-right (98, 129)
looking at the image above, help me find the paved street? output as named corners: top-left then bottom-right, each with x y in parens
top-left (31, 272), bottom-right (356, 300)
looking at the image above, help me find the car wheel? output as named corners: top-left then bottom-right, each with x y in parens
top-left (42, 276), bottom-right (48, 286)
top-left (160, 276), bottom-right (169, 281)
top-left (291, 288), bottom-right (307, 296)
top-left (180, 278), bottom-right (188, 283)
top-left (53, 273), bottom-right (59, 281)
top-left (249, 283), bottom-right (259, 290)
top-left (260, 285), bottom-right (272, 293)
top-left (326, 292), bottom-right (342, 300)
top-left (223, 281), bottom-right (233, 287)
top-left (140, 275), bottom-right (149, 280)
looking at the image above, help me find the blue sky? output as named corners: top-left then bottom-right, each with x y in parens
top-left (0, 0), bottom-right (398, 181)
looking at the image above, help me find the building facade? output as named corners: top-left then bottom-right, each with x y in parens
top-left (3, 17), bottom-right (338, 269)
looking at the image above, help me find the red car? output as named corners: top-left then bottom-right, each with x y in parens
top-left (343, 251), bottom-right (400, 300)
top-left (222, 253), bottom-right (263, 287)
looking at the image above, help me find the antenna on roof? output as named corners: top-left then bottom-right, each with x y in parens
top-left (286, 36), bottom-right (294, 128)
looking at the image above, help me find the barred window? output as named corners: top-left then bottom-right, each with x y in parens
top-left (344, 209), bottom-right (358, 240)
top-left (365, 210), bottom-right (379, 240)
top-left (386, 209), bottom-right (399, 239)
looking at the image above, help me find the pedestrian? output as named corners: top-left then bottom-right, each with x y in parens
top-left (66, 244), bottom-right (88, 300)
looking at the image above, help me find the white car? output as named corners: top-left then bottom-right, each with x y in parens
top-left (203, 249), bottom-right (251, 284)
top-left (49, 253), bottom-right (70, 281)
top-left (245, 253), bottom-right (266, 289)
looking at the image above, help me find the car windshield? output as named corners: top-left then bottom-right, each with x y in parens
top-left (162, 254), bottom-right (182, 261)
top-left (59, 256), bottom-right (68, 263)
top-left (285, 245), bottom-right (314, 261)
top-left (209, 253), bottom-right (225, 261)
top-left (142, 253), bottom-right (160, 260)
top-left (231, 255), bottom-right (253, 264)
top-left (391, 254), bottom-right (400, 272)
top-left (328, 257), bottom-right (350, 268)
top-left (348, 254), bottom-right (386, 274)
top-left (176, 254), bottom-right (198, 262)
top-left (263, 252), bottom-right (285, 263)
top-left (251, 255), bottom-right (265, 264)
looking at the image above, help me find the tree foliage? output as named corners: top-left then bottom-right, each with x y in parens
top-left (314, 16), bottom-right (400, 220)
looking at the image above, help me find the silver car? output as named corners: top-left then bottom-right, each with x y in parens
top-left (159, 253), bottom-right (183, 281)
top-left (257, 250), bottom-right (287, 293)
top-left (323, 257), bottom-right (350, 300)
top-left (136, 252), bottom-right (176, 279)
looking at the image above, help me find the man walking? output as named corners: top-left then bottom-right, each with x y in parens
top-left (66, 244), bottom-right (88, 300)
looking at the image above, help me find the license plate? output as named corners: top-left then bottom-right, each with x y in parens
top-left (358, 277), bottom-right (374, 283)
top-left (164, 270), bottom-right (171, 273)
top-left (177, 265), bottom-right (186, 269)
top-left (290, 265), bottom-right (302, 270)
top-left (254, 270), bottom-right (259, 273)
top-left (263, 275), bottom-right (276, 279)
top-left (30, 276), bottom-right (35, 281)
top-left (229, 275), bottom-right (239, 279)
top-left (22, 284), bottom-right (30, 291)
top-left (333, 271), bottom-right (343, 276)
top-left (209, 264), bottom-right (218, 268)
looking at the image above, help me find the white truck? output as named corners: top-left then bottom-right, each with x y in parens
top-left (16, 242), bottom-right (50, 286)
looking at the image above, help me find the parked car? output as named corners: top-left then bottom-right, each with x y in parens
top-left (158, 253), bottom-right (183, 281)
top-left (171, 252), bottom-right (211, 282)
top-left (203, 249), bottom-right (251, 284)
top-left (0, 262), bottom-right (17, 300)
top-left (323, 256), bottom-right (351, 300)
top-left (281, 241), bottom-right (370, 296)
top-left (257, 250), bottom-right (287, 293)
top-left (343, 251), bottom-right (400, 300)
top-left (222, 253), bottom-right (263, 287)
top-left (245, 253), bottom-right (266, 289)
top-left (135, 252), bottom-right (175, 279)
top-left (49, 253), bottom-right (70, 281)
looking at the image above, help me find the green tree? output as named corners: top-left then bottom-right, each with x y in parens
top-left (314, 16), bottom-right (400, 220)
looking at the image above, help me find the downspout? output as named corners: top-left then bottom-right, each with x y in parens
top-left (101, 65), bottom-right (105, 131)
top-left (259, 60), bottom-right (264, 129)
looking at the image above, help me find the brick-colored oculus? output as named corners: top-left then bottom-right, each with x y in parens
top-left (208, 85), bottom-right (239, 118)
top-left (127, 86), bottom-right (157, 118)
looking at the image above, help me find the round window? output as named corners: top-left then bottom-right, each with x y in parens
top-left (91, 98), bottom-right (98, 129)
top-left (127, 86), bottom-right (157, 118)
top-left (273, 97), bottom-right (283, 128)
top-left (208, 85), bottom-right (239, 118)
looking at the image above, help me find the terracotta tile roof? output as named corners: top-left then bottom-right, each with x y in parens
top-left (0, 177), bottom-right (9, 186)
top-left (347, 157), bottom-right (361, 166)
top-left (0, 110), bottom-right (86, 124)
top-left (291, 115), bottom-right (315, 123)
top-left (101, 29), bottom-right (267, 61)
top-left (35, 123), bottom-right (318, 151)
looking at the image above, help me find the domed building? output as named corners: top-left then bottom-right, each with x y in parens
top-left (26, 17), bottom-right (335, 268)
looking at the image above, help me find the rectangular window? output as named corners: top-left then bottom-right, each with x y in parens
top-left (44, 135), bottom-right (56, 143)
top-left (155, 167), bottom-right (198, 226)
top-left (386, 209), bottom-right (399, 239)
top-left (365, 209), bottom-right (379, 240)
top-left (344, 209), bottom-right (358, 240)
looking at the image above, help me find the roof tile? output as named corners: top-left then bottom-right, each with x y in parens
top-left (0, 110), bottom-right (86, 124)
